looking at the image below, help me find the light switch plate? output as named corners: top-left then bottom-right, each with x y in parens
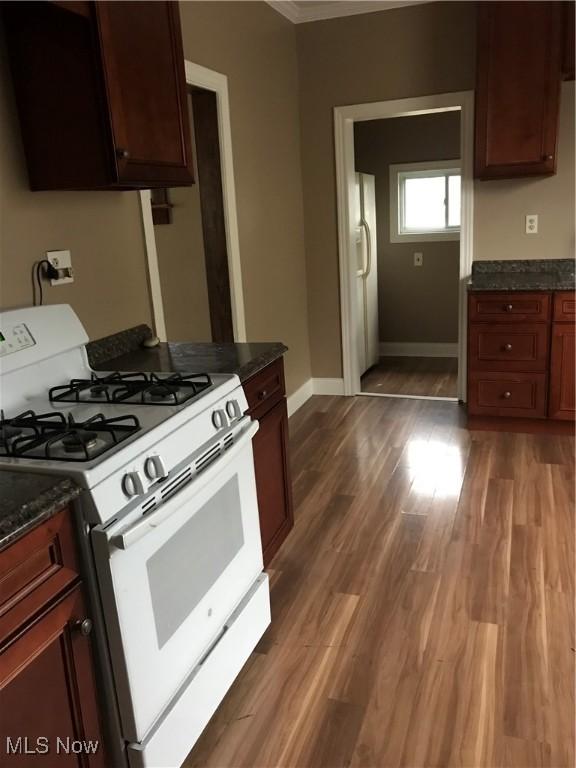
top-left (525, 214), bottom-right (538, 234)
top-left (46, 250), bottom-right (74, 285)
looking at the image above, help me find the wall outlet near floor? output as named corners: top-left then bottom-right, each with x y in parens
top-left (414, 252), bottom-right (423, 267)
top-left (46, 250), bottom-right (74, 285)
top-left (525, 214), bottom-right (538, 234)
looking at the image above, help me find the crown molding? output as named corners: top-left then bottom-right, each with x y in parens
top-left (267, 1), bottom-right (301, 23)
top-left (266, 1), bottom-right (431, 24)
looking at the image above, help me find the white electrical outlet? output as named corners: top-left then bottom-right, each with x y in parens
top-left (46, 250), bottom-right (74, 285)
top-left (525, 214), bottom-right (538, 235)
top-left (414, 252), bottom-right (423, 267)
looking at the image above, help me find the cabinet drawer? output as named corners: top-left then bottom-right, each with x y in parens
top-left (553, 291), bottom-right (576, 322)
top-left (0, 507), bottom-right (80, 643)
top-left (244, 358), bottom-right (286, 417)
top-left (468, 323), bottom-right (549, 371)
top-left (468, 292), bottom-right (550, 322)
top-left (468, 372), bottom-right (547, 418)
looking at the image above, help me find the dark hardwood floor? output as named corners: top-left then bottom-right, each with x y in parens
top-left (185, 395), bottom-right (575, 768)
top-left (361, 356), bottom-right (458, 398)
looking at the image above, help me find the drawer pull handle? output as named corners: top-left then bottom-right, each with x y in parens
top-left (504, 304), bottom-right (514, 312)
top-left (503, 343), bottom-right (513, 352)
top-left (503, 391), bottom-right (512, 399)
top-left (258, 390), bottom-right (268, 400)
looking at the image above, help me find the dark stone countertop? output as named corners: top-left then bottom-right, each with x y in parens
top-left (0, 471), bottom-right (81, 553)
top-left (90, 339), bottom-right (288, 383)
top-left (468, 258), bottom-right (575, 292)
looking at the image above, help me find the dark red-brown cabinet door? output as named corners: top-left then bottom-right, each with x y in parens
top-left (548, 323), bottom-right (576, 420)
top-left (475, 1), bottom-right (563, 179)
top-left (0, 586), bottom-right (105, 767)
top-left (95, 1), bottom-right (193, 186)
top-left (252, 400), bottom-right (294, 567)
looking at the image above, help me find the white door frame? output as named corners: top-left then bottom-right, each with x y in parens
top-left (139, 60), bottom-right (247, 342)
top-left (334, 91), bottom-right (474, 401)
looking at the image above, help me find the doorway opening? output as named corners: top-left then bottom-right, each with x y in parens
top-left (334, 92), bottom-right (474, 402)
top-left (140, 62), bottom-right (246, 344)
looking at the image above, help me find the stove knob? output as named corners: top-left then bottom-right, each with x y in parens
top-left (212, 409), bottom-right (228, 430)
top-left (144, 455), bottom-right (168, 481)
top-left (122, 471), bottom-right (145, 498)
top-left (226, 399), bottom-right (241, 420)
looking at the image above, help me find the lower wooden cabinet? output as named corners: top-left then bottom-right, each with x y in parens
top-left (549, 321), bottom-right (576, 420)
top-left (468, 289), bottom-right (575, 428)
top-left (243, 358), bottom-right (294, 566)
top-left (0, 510), bottom-right (104, 767)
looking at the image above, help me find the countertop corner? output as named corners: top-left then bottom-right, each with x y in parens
top-left (0, 471), bottom-right (81, 553)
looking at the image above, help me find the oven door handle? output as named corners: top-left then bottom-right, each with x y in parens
top-left (110, 419), bottom-right (259, 551)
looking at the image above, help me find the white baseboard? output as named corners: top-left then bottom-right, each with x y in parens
top-left (313, 377), bottom-right (345, 396)
top-left (379, 342), bottom-right (458, 358)
top-left (287, 379), bottom-right (314, 417)
top-left (286, 377), bottom-right (346, 417)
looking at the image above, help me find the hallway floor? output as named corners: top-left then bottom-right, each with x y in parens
top-left (186, 395), bottom-right (574, 768)
top-left (361, 355), bottom-right (458, 398)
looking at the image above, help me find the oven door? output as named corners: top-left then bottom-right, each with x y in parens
top-left (91, 419), bottom-right (263, 743)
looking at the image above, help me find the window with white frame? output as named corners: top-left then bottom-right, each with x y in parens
top-left (389, 160), bottom-right (461, 243)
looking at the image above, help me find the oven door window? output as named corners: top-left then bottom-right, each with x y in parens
top-left (147, 476), bottom-right (244, 649)
top-left (92, 437), bottom-right (263, 743)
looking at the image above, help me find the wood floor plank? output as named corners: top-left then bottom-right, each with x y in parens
top-left (185, 396), bottom-right (574, 768)
top-left (361, 356), bottom-right (458, 398)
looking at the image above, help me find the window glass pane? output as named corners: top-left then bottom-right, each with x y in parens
top-left (403, 176), bottom-right (445, 231)
top-left (448, 175), bottom-right (461, 227)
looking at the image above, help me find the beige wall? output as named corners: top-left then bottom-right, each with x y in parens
top-left (354, 111), bottom-right (460, 344)
top-left (298, 3), bottom-right (575, 379)
top-left (0, 3), bottom-right (312, 396)
top-left (297, 1), bottom-right (477, 378)
top-left (154, 183), bottom-right (211, 342)
top-left (177, 1), bottom-right (311, 395)
top-left (154, 94), bottom-right (212, 343)
top-left (474, 81), bottom-right (575, 263)
top-left (0, 23), bottom-right (152, 341)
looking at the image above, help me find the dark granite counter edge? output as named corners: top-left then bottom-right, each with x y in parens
top-left (0, 477), bottom-right (82, 553)
top-left (86, 324), bottom-right (153, 367)
top-left (90, 339), bottom-right (289, 384)
top-left (472, 258), bottom-right (575, 275)
top-left (468, 280), bottom-right (576, 292)
top-left (468, 258), bottom-right (576, 292)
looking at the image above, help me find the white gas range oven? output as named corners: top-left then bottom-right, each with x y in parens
top-left (0, 304), bottom-right (270, 768)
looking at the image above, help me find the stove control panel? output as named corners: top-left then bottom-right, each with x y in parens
top-left (0, 323), bottom-right (36, 358)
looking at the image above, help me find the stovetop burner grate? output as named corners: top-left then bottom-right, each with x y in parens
top-left (0, 409), bottom-right (141, 462)
top-left (49, 371), bottom-right (212, 406)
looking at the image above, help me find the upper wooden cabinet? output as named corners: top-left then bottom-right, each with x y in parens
top-left (562, 1), bottom-right (575, 81)
top-left (3, 1), bottom-right (193, 190)
top-left (474, 1), bottom-right (563, 180)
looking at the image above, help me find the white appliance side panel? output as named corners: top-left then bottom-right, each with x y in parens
top-left (127, 574), bottom-right (270, 768)
top-left (362, 174), bottom-right (379, 369)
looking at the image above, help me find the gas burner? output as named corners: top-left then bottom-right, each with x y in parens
top-left (147, 384), bottom-right (179, 401)
top-left (49, 372), bottom-right (212, 406)
top-left (62, 430), bottom-right (100, 454)
top-left (0, 410), bottom-right (141, 462)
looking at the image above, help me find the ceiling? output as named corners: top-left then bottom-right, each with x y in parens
top-left (266, 0), bottom-right (432, 24)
